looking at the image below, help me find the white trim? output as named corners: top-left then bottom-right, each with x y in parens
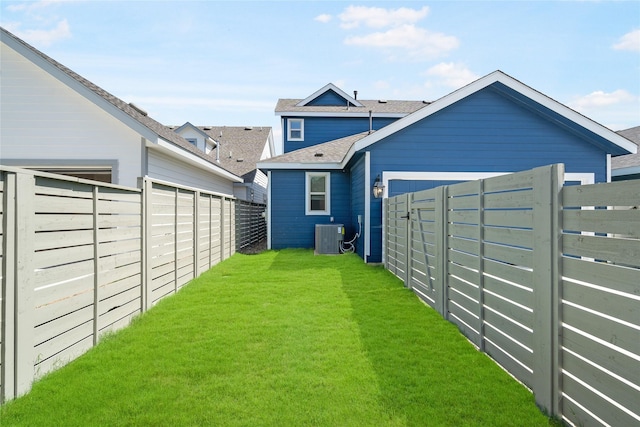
top-left (257, 161), bottom-right (342, 170)
top-left (267, 170), bottom-right (272, 250)
top-left (152, 139), bottom-right (243, 183)
top-left (607, 154), bottom-right (612, 182)
top-left (296, 83), bottom-right (363, 108)
top-left (338, 71), bottom-right (636, 168)
top-left (287, 118), bottom-right (304, 141)
top-left (364, 152), bottom-right (371, 262)
top-left (276, 111), bottom-right (407, 118)
top-left (381, 170), bottom-right (595, 199)
top-left (305, 171), bottom-right (331, 215)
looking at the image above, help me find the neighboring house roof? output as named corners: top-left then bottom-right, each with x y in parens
top-left (612, 126), bottom-right (640, 176)
top-left (0, 27), bottom-right (241, 183)
top-left (174, 122), bottom-right (217, 144)
top-left (275, 98), bottom-right (430, 117)
top-left (199, 126), bottom-right (273, 180)
top-left (276, 82), bottom-right (429, 118)
top-left (261, 70), bottom-right (636, 171)
top-left (296, 83), bottom-right (364, 108)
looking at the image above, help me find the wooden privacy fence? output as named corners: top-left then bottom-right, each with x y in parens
top-left (235, 200), bottom-right (266, 250)
top-left (383, 164), bottom-right (640, 427)
top-left (0, 167), bottom-right (264, 402)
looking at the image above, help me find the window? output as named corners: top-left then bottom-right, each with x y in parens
top-left (305, 172), bottom-right (330, 215)
top-left (186, 138), bottom-right (197, 146)
top-left (288, 119), bottom-right (304, 141)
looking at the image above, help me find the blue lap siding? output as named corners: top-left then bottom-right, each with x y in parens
top-left (270, 170), bottom-right (351, 249)
top-left (283, 116), bottom-right (397, 153)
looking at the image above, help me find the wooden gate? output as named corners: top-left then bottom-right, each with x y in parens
top-left (383, 194), bottom-right (409, 283)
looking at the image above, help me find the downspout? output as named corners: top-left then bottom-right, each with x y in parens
top-left (369, 110), bottom-right (372, 134)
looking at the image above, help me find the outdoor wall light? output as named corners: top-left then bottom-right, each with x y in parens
top-left (372, 174), bottom-right (385, 198)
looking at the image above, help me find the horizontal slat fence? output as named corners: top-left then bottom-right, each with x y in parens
top-left (236, 200), bottom-right (266, 250)
top-left (0, 167), bottom-right (262, 402)
top-left (383, 164), bottom-right (640, 427)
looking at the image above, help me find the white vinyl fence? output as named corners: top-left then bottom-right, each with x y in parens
top-left (0, 167), bottom-right (261, 402)
top-left (384, 164), bottom-right (639, 427)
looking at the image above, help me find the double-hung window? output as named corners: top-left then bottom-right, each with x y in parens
top-left (305, 172), bottom-right (330, 215)
top-left (288, 118), bottom-right (304, 141)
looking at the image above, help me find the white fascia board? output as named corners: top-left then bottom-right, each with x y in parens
top-left (174, 122), bottom-right (215, 144)
top-left (256, 161), bottom-right (342, 170)
top-left (296, 83), bottom-right (363, 107)
top-left (341, 70), bottom-right (636, 163)
top-left (151, 139), bottom-right (244, 183)
top-left (275, 111), bottom-right (407, 118)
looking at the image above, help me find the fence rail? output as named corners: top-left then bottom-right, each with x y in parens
top-left (384, 164), bottom-right (640, 427)
top-left (0, 167), bottom-right (264, 402)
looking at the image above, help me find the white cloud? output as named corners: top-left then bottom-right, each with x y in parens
top-left (3, 19), bottom-right (71, 47)
top-left (567, 89), bottom-right (639, 130)
top-left (314, 14), bottom-right (332, 24)
top-left (613, 29), bottom-right (640, 52)
top-left (345, 25), bottom-right (458, 60)
top-left (425, 63), bottom-right (479, 88)
top-left (568, 89), bottom-right (636, 109)
top-left (338, 5), bottom-right (429, 29)
top-left (7, 0), bottom-right (81, 13)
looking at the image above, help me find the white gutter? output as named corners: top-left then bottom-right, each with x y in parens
top-left (151, 139), bottom-right (243, 183)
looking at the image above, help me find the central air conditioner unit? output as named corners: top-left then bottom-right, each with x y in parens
top-left (315, 224), bottom-right (344, 255)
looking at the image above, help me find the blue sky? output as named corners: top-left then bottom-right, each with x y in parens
top-left (2, 0), bottom-right (639, 144)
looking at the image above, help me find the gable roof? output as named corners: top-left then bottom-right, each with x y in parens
top-left (276, 82), bottom-right (429, 118)
top-left (174, 122), bottom-right (216, 143)
top-left (199, 126), bottom-right (273, 179)
top-left (296, 83), bottom-right (363, 108)
top-left (0, 27), bottom-right (241, 183)
top-left (612, 126), bottom-right (640, 176)
top-left (261, 70), bottom-right (636, 171)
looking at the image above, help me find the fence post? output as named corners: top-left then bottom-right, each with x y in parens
top-left (476, 179), bottom-right (486, 351)
top-left (92, 186), bottom-right (100, 345)
top-left (435, 185), bottom-right (448, 318)
top-left (194, 190), bottom-right (200, 277)
top-left (382, 198), bottom-right (388, 269)
top-left (404, 193), bottom-right (412, 288)
top-left (142, 178), bottom-right (152, 312)
top-left (2, 172), bottom-right (36, 399)
top-left (531, 164), bottom-right (563, 416)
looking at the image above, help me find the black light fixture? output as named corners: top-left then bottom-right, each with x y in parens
top-left (372, 174), bottom-right (385, 198)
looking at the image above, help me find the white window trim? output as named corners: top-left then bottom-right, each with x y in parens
top-left (305, 171), bottom-right (330, 215)
top-left (288, 118), bottom-right (304, 141)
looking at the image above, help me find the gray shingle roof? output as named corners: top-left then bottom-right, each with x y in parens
top-left (612, 126), bottom-right (640, 169)
top-left (1, 27), bottom-right (230, 171)
top-left (264, 131), bottom-right (370, 165)
top-left (199, 126), bottom-right (271, 178)
top-left (275, 99), bottom-right (429, 115)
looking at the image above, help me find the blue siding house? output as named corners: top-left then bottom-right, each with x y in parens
top-left (259, 71), bottom-right (637, 263)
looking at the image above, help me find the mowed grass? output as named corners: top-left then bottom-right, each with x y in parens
top-left (1, 249), bottom-right (555, 426)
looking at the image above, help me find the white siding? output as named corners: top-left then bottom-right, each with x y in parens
top-left (0, 44), bottom-right (143, 187)
top-left (175, 128), bottom-right (212, 154)
top-left (147, 150), bottom-right (234, 195)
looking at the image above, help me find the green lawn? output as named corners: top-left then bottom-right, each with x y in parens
top-left (1, 249), bottom-right (556, 426)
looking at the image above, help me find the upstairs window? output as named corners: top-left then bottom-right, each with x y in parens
top-left (305, 172), bottom-right (330, 215)
top-left (288, 119), bottom-right (304, 141)
top-left (186, 138), bottom-right (197, 146)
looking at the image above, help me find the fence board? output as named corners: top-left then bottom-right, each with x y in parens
top-left (562, 327), bottom-right (639, 398)
top-left (483, 258), bottom-right (533, 289)
top-left (561, 256), bottom-right (639, 296)
top-left (483, 275), bottom-right (532, 311)
top-left (484, 210), bottom-right (533, 228)
top-left (483, 171), bottom-right (533, 193)
top-left (484, 226), bottom-right (532, 249)
top-left (484, 190), bottom-right (533, 209)
top-left (562, 304), bottom-right (639, 357)
top-left (562, 179), bottom-right (640, 207)
top-left (562, 234), bottom-right (640, 267)
top-left (562, 279), bottom-right (637, 327)
top-left (484, 242), bottom-right (532, 268)
top-left (562, 373), bottom-right (638, 427)
top-left (484, 323), bottom-right (533, 369)
top-left (34, 336), bottom-right (94, 381)
top-left (33, 306), bottom-right (93, 346)
top-left (562, 208), bottom-right (639, 237)
top-left (484, 339), bottom-right (533, 388)
top-left (483, 309), bottom-right (532, 352)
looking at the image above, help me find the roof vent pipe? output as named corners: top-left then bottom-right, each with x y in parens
top-left (216, 132), bottom-right (221, 162)
top-left (354, 90), bottom-right (358, 100)
top-left (369, 110), bottom-right (373, 134)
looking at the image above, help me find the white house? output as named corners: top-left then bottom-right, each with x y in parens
top-left (0, 27), bottom-right (242, 194)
